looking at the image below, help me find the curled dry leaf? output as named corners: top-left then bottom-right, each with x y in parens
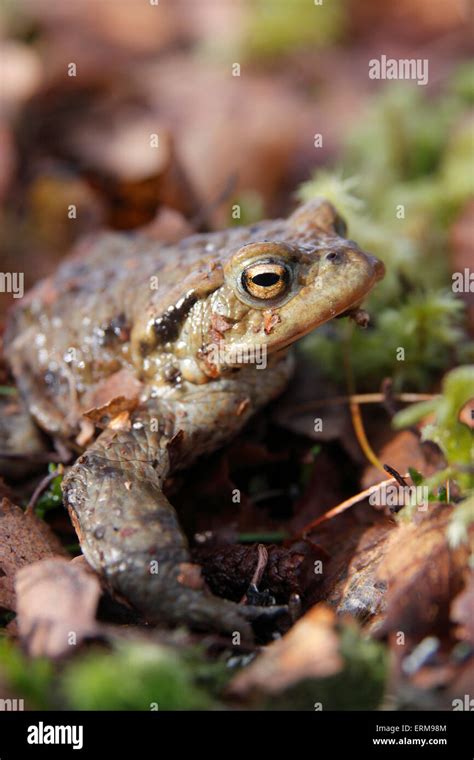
top-left (84, 400), bottom-right (136, 431)
top-left (376, 505), bottom-right (470, 640)
top-left (82, 368), bottom-right (143, 411)
top-left (229, 605), bottom-right (342, 699)
top-left (314, 519), bottom-right (394, 628)
top-left (0, 498), bottom-right (67, 612)
top-left (15, 557), bottom-right (101, 658)
top-left (79, 369), bottom-right (144, 439)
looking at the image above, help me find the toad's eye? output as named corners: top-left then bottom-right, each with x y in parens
top-left (241, 261), bottom-right (290, 300)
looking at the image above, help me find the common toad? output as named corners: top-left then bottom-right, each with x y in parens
top-left (4, 198), bottom-right (385, 637)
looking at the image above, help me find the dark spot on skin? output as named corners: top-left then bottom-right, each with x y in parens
top-left (44, 371), bottom-right (56, 386)
top-left (102, 313), bottom-right (131, 345)
top-left (100, 465), bottom-right (119, 476)
top-left (153, 291), bottom-right (197, 344)
top-left (139, 340), bottom-right (151, 357)
top-left (163, 364), bottom-right (181, 384)
top-left (81, 452), bottom-right (119, 477)
top-left (93, 526), bottom-right (105, 539)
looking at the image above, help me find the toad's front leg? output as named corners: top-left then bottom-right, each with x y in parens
top-left (61, 359), bottom-right (295, 638)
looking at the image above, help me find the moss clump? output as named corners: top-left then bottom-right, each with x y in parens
top-left (60, 642), bottom-right (219, 711)
top-left (35, 463), bottom-right (64, 518)
top-left (298, 68), bottom-right (474, 391)
top-left (394, 366), bottom-right (474, 540)
top-left (0, 638), bottom-right (54, 710)
top-left (242, 0), bottom-right (345, 60)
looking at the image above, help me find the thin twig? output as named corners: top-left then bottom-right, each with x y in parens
top-left (342, 328), bottom-right (386, 474)
top-left (288, 392), bottom-right (438, 414)
top-left (294, 476), bottom-right (401, 539)
top-left (26, 464), bottom-right (64, 515)
top-left (240, 544), bottom-right (268, 604)
top-left (383, 463), bottom-right (409, 488)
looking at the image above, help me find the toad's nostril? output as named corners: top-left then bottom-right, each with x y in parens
top-left (325, 251), bottom-right (342, 263)
top-left (367, 255), bottom-right (385, 281)
top-left (375, 259), bottom-right (386, 281)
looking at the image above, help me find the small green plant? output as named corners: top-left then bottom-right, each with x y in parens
top-left (394, 366), bottom-right (474, 545)
top-left (35, 463), bottom-right (64, 518)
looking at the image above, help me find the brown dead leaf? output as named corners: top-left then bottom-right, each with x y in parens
top-left (84, 399), bottom-right (136, 431)
top-left (75, 418), bottom-right (95, 447)
top-left (296, 493), bottom-right (395, 626)
top-left (82, 368), bottom-right (143, 413)
top-left (376, 505), bottom-right (470, 640)
top-left (362, 430), bottom-right (442, 491)
top-left (451, 573), bottom-right (474, 644)
top-left (317, 520), bottom-right (394, 628)
top-left (107, 410), bottom-right (132, 431)
top-left (229, 605), bottom-right (342, 699)
top-left (15, 557), bottom-right (101, 658)
top-left (0, 498), bottom-right (67, 611)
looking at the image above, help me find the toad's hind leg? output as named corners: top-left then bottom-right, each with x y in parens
top-left (62, 416), bottom-right (263, 637)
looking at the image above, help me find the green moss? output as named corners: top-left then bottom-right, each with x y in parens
top-left (394, 365), bottom-right (474, 494)
top-left (393, 365), bottom-right (473, 542)
top-left (450, 61), bottom-right (474, 104)
top-left (0, 638), bottom-right (54, 709)
top-left (242, 0), bottom-right (345, 60)
top-left (447, 495), bottom-right (474, 551)
top-left (60, 642), bottom-right (218, 711)
top-left (35, 463), bottom-right (64, 518)
top-left (298, 67), bottom-right (474, 392)
top-left (303, 290), bottom-right (467, 391)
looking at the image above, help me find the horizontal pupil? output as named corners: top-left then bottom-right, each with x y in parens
top-left (252, 272), bottom-right (280, 287)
